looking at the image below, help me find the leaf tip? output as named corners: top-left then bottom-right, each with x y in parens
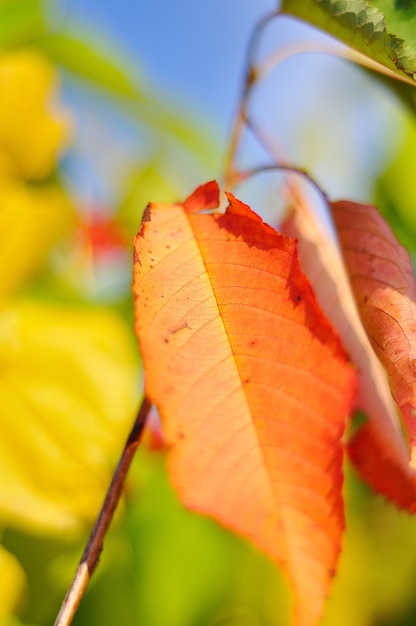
top-left (183, 180), bottom-right (220, 213)
top-left (225, 191), bottom-right (255, 220)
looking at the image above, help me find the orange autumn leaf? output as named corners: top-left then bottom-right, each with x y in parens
top-left (330, 200), bottom-right (416, 504)
top-left (133, 181), bottom-right (356, 626)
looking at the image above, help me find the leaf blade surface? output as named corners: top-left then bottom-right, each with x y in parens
top-left (134, 182), bottom-right (356, 626)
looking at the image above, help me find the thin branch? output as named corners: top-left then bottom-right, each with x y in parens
top-left (222, 10), bottom-right (282, 190)
top-left (244, 115), bottom-right (322, 207)
top-left (256, 39), bottom-right (416, 88)
top-left (236, 163), bottom-right (328, 202)
top-left (54, 395), bottom-right (152, 626)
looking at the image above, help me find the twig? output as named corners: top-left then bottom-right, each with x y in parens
top-left (222, 10), bottom-right (281, 190)
top-left (235, 163), bottom-right (328, 202)
top-left (54, 395), bottom-right (152, 626)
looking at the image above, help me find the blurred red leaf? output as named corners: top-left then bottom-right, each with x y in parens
top-left (77, 212), bottom-right (128, 258)
top-left (133, 181), bottom-right (356, 626)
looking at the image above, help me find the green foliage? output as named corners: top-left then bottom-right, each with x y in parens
top-left (37, 31), bottom-right (145, 100)
top-left (376, 116), bottom-right (416, 251)
top-left (0, 0), bottom-right (47, 49)
top-left (84, 454), bottom-right (290, 626)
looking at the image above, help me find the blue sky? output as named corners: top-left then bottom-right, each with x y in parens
top-left (65, 0), bottom-right (274, 134)
top-left (61, 0), bottom-right (402, 210)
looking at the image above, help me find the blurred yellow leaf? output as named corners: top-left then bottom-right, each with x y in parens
top-left (0, 300), bottom-right (140, 535)
top-left (0, 48), bottom-right (70, 180)
top-left (0, 545), bottom-right (25, 624)
top-left (0, 180), bottom-right (73, 298)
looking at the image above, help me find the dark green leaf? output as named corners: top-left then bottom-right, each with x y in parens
top-left (281, 0), bottom-right (416, 83)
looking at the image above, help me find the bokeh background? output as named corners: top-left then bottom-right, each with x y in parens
top-left (2, 1), bottom-right (416, 625)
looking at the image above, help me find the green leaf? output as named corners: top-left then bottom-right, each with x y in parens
top-left (117, 164), bottom-right (179, 237)
top-left (0, 545), bottom-right (26, 623)
top-left (323, 468), bottom-right (416, 625)
top-left (74, 452), bottom-right (291, 626)
top-left (281, 0), bottom-right (416, 83)
top-left (37, 30), bottom-right (145, 100)
top-left (375, 115), bottom-right (416, 251)
top-left (0, 0), bottom-right (47, 49)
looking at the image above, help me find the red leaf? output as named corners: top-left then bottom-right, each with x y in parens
top-left (331, 200), bottom-right (416, 506)
top-left (348, 422), bottom-right (416, 512)
top-left (133, 182), bottom-right (356, 626)
top-left (77, 213), bottom-right (128, 257)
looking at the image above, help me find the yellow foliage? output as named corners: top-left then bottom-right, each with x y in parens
top-left (0, 49), bottom-right (70, 180)
top-left (0, 47), bottom-right (74, 299)
top-left (0, 42), bottom-right (143, 543)
top-left (0, 300), bottom-right (140, 535)
top-left (0, 179), bottom-right (74, 298)
top-left (0, 24), bottom-right (148, 626)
